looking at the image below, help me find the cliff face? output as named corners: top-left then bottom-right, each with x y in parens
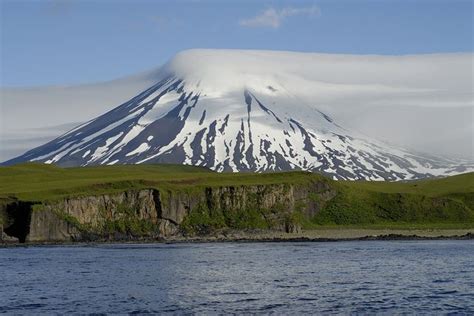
top-left (1, 180), bottom-right (336, 243)
top-left (206, 181), bottom-right (334, 218)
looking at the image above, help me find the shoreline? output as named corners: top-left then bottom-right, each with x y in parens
top-left (1, 228), bottom-right (473, 247)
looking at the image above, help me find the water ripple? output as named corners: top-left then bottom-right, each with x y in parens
top-left (0, 240), bottom-right (473, 314)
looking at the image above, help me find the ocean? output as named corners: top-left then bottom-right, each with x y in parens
top-left (1, 240), bottom-right (473, 314)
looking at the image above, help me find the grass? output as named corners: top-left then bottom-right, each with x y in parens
top-left (342, 172), bottom-right (474, 196)
top-left (2, 163), bottom-right (472, 201)
top-left (0, 163), bottom-right (319, 201)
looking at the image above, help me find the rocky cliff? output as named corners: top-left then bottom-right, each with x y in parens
top-left (1, 180), bottom-right (336, 243)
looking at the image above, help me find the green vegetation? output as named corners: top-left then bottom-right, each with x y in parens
top-left (342, 172), bottom-right (474, 196)
top-left (180, 199), bottom-right (298, 235)
top-left (0, 163), bottom-right (473, 231)
top-left (308, 188), bottom-right (473, 226)
top-left (0, 163), bottom-right (318, 201)
top-left (180, 203), bottom-right (226, 235)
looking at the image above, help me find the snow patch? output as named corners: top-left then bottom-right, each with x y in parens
top-left (126, 143), bottom-right (150, 157)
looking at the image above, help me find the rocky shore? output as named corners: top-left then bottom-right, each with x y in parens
top-left (1, 228), bottom-right (473, 247)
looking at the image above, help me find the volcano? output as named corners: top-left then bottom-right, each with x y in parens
top-left (4, 49), bottom-right (472, 180)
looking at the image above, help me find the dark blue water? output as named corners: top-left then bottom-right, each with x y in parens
top-left (1, 240), bottom-right (473, 314)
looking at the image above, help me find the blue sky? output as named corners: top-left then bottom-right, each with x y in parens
top-left (1, 0), bottom-right (472, 87)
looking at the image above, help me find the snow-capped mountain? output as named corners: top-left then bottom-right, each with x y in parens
top-left (4, 50), bottom-right (472, 180)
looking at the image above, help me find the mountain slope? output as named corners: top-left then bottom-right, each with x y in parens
top-left (4, 50), bottom-right (472, 180)
top-left (0, 68), bottom-right (161, 161)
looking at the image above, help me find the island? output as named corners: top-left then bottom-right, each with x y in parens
top-left (1, 163), bottom-right (473, 244)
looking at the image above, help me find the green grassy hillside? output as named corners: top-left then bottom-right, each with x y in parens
top-left (343, 172), bottom-right (474, 196)
top-left (1, 163), bottom-right (473, 230)
top-left (1, 163), bottom-right (471, 199)
top-left (0, 163), bottom-right (319, 201)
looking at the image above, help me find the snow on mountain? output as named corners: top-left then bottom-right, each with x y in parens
top-left (3, 49), bottom-right (473, 180)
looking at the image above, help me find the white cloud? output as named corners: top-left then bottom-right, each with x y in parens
top-left (0, 70), bottom-right (159, 161)
top-left (239, 5), bottom-right (321, 29)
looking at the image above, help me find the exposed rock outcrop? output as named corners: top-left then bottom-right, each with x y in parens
top-left (1, 180), bottom-right (336, 243)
